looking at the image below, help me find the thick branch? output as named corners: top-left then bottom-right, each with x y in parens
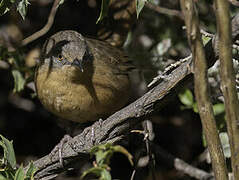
top-left (215, 0), bottom-right (239, 179)
top-left (30, 57), bottom-right (192, 180)
top-left (180, 1), bottom-right (228, 180)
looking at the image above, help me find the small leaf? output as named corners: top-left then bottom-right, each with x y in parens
top-left (202, 34), bottom-right (211, 46)
top-left (96, 0), bottom-right (110, 24)
top-left (12, 70), bottom-right (26, 93)
top-left (219, 132), bottom-right (231, 158)
top-left (0, 0), bottom-right (15, 16)
top-left (99, 168), bottom-right (111, 180)
top-left (59, 0), bottom-right (65, 5)
top-left (14, 166), bottom-right (24, 180)
top-left (95, 151), bottom-right (108, 165)
top-left (178, 89), bottom-right (194, 107)
top-left (81, 167), bottom-right (111, 180)
top-left (0, 135), bottom-right (16, 169)
top-left (17, 0), bottom-right (30, 20)
top-left (192, 103), bottom-right (198, 113)
top-left (136, 0), bottom-right (147, 18)
top-left (0, 174), bottom-right (8, 180)
top-left (213, 103), bottom-right (225, 116)
top-left (202, 134), bottom-right (207, 147)
top-left (112, 145), bottom-right (133, 166)
top-left (25, 162), bottom-right (37, 180)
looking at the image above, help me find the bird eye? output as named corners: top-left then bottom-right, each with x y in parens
top-left (58, 54), bottom-right (63, 61)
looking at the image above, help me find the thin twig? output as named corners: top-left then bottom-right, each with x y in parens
top-left (228, 0), bottom-right (239, 7)
top-left (142, 120), bottom-right (155, 180)
top-left (21, 0), bottom-right (61, 46)
top-left (146, 2), bottom-right (184, 20)
top-left (152, 143), bottom-right (214, 180)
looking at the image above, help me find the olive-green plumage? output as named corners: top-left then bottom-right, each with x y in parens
top-left (35, 30), bottom-right (133, 123)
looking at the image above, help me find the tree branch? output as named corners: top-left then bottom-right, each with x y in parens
top-left (145, 2), bottom-right (184, 20)
top-left (180, 0), bottom-right (228, 180)
top-left (21, 0), bottom-right (61, 46)
top-left (29, 55), bottom-right (193, 180)
top-left (215, 0), bottom-right (239, 179)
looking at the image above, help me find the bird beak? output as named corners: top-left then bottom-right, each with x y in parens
top-left (71, 59), bottom-right (84, 72)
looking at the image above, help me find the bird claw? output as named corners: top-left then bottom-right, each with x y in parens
top-left (50, 134), bottom-right (72, 167)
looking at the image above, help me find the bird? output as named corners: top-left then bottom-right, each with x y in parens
top-left (35, 30), bottom-right (134, 124)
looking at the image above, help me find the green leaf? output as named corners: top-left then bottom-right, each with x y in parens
top-left (112, 145), bottom-right (133, 166)
top-left (0, 0), bottom-right (14, 16)
top-left (96, 0), bottom-right (110, 24)
top-left (0, 135), bottom-right (16, 169)
top-left (213, 103), bottom-right (225, 116)
top-left (136, 0), bottom-right (147, 18)
top-left (178, 89), bottom-right (194, 107)
top-left (14, 166), bottom-right (24, 180)
top-left (202, 134), bottom-right (207, 147)
top-left (192, 103), bottom-right (198, 113)
top-left (0, 174), bottom-right (8, 180)
top-left (59, 0), bottom-right (65, 5)
top-left (81, 167), bottom-right (111, 180)
top-left (99, 168), bottom-right (111, 180)
top-left (17, 0), bottom-right (30, 20)
top-left (219, 132), bottom-right (231, 158)
top-left (12, 70), bottom-right (26, 93)
top-left (202, 34), bottom-right (211, 46)
top-left (25, 162), bottom-right (37, 180)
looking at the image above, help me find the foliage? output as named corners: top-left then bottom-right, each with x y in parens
top-left (81, 143), bottom-right (133, 180)
top-left (178, 88), bottom-right (225, 116)
top-left (0, 0), bottom-right (30, 19)
top-left (135, 0), bottom-right (149, 18)
top-left (0, 47), bottom-right (32, 93)
top-left (178, 88), bottom-right (227, 149)
top-left (0, 135), bottom-right (37, 180)
top-left (96, 0), bottom-right (151, 23)
top-left (96, 0), bottom-right (111, 23)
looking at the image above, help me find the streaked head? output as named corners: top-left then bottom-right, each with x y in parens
top-left (40, 30), bottom-right (92, 71)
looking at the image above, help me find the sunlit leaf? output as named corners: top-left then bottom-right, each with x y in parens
top-left (0, 0), bottom-right (14, 16)
top-left (96, 0), bottom-right (110, 24)
top-left (17, 0), bottom-right (30, 20)
top-left (59, 0), bottom-right (65, 5)
top-left (192, 103), bottom-right (198, 113)
top-left (0, 174), bottom-right (8, 180)
top-left (219, 132), bottom-right (231, 158)
top-left (136, 0), bottom-right (148, 18)
top-left (81, 167), bottom-right (111, 180)
top-left (14, 166), bottom-right (24, 180)
top-left (178, 89), bottom-right (194, 107)
top-left (0, 135), bottom-right (16, 170)
top-left (202, 134), bottom-right (207, 147)
top-left (202, 34), bottom-right (211, 46)
top-left (12, 70), bottom-right (26, 93)
top-left (25, 162), bottom-right (37, 180)
top-left (213, 103), bottom-right (225, 116)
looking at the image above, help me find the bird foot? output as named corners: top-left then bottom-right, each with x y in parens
top-left (50, 134), bottom-right (72, 167)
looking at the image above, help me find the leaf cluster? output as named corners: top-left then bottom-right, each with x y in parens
top-left (0, 135), bottom-right (37, 180)
top-left (81, 143), bottom-right (133, 180)
top-left (0, 47), bottom-right (33, 93)
top-left (0, 0), bottom-right (30, 19)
